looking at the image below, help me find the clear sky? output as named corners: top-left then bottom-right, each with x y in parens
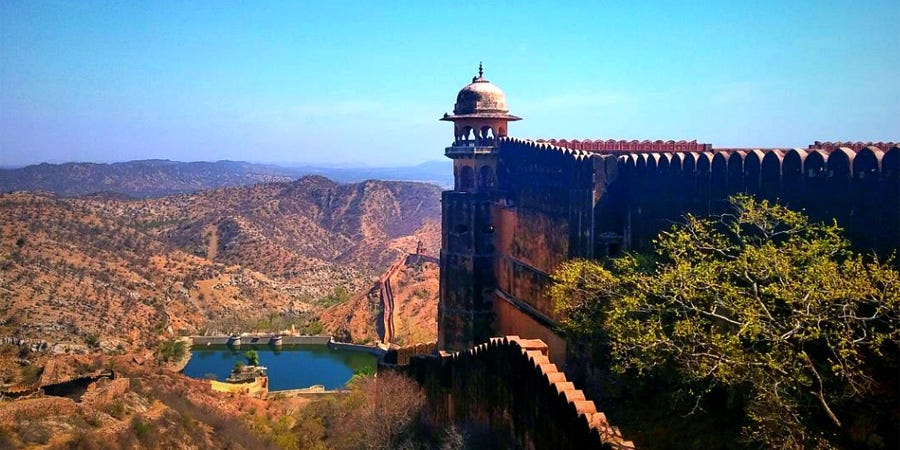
top-left (1, 1), bottom-right (898, 167)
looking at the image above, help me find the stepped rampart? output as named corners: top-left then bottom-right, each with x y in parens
top-left (406, 336), bottom-right (634, 450)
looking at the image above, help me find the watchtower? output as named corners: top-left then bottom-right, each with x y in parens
top-left (438, 64), bottom-right (520, 351)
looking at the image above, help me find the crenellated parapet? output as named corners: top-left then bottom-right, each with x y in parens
top-left (534, 138), bottom-right (712, 153)
top-left (502, 136), bottom-right (606, 161)
top-left (606, 144), bottom-right (899, 253)
top-left (810, 141), bottom-right (897, 153)
top-left (407, 336), bottom-right (635, 449)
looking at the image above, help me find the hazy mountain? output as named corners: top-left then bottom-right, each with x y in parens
top-left (286, 160), bottom-right (453, 188)
top-left (0, 159), bottom-right (453, 198)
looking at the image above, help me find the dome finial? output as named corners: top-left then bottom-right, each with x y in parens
top-left (478, 61), bottom-right (483, 78)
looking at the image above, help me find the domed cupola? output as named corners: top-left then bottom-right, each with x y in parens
top-left (441, 63), bottom-right (521, 140)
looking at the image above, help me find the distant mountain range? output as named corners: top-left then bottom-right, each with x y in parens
top-left (0, 159), bottom-right (452, 198)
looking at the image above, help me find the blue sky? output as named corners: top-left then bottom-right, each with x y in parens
top-left (1, 1), bottom-right (897, 167)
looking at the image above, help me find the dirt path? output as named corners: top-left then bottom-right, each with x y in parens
top-left (204, 223), bottom-right (218, 261)
top-left (378, 257), bottom-right (406, 344)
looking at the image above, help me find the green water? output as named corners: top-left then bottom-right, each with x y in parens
top-left (182, 344), bottom-right (377, 390)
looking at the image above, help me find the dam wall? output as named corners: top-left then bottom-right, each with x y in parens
top-left (188, 335), bottom-right (331, 346)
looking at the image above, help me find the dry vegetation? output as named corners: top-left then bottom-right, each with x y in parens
top-left (0, 354), bottom-right (306, 449)
top-left (0, 177), bottom-right (439, 352)
top-left (319, 260), bottom-right (439, 345)
top-left (0, 175), bottom-right (442, 449)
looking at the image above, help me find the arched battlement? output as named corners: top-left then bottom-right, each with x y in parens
top-left (854, 147), bottom-right (883, 177)
top-left (645, 153), bottom-right (660, 174)
top-left (811, 141), bottom-right (897, 153)
top-left (782, 149), bottom-right (807, 207)
top-left (533, 138), bottom-right (712, 153)
top-left (587, 143), bottom-right (897, 255)
top-left (710, 152), bottom-right (727, 178)
top-left (883, 146), bottom-right (899, 179)
top-left (743, 150), bottom-right (766, 195)
top-left (827, 147), bottom-right (855, 179)
top-left (760, 150), bottom-right (784, 201)
top-left (726, 151), bottom-right (745, 193)
top-left (659, 153), bottom-right (673, 169)
top-left (805, 150), bottom-right (828, 178)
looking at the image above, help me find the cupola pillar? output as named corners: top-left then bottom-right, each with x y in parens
top-left (437, 65), bottom-right (521, 351)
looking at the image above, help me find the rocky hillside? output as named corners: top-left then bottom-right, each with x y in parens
top-left (0, 353), bottom-right (296, 449)
top-left (0, 159), bottom-right (454, 198)
top-left (321, 256), bottom-right (439, 345)
top-left (0, 159), bottom-right (300, 198)
top-left (0, 176), bottom-right (441, 349)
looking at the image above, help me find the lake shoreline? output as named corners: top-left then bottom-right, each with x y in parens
top-left (182, 338), bottom-right (379, 391)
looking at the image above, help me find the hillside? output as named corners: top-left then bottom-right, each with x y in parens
top-left (0, 159), bottom-right (454, 198)
top-left (0, 160), bottom-right (298, 198)
top-left (320, 256), bottom-right (439, 345)
top-left (0, 176), bottom-right (441, 351)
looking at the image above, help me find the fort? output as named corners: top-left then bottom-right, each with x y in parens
top-left (422, 66), bottom-right (897, 447)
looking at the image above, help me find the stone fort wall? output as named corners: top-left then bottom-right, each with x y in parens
top-left (487, 138), bottom-right (898, 365)
top-left (406, 336), bottom-right (634, 450)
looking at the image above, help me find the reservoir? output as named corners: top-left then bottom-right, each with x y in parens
top-left (182, 344), bottom-right (378, 390)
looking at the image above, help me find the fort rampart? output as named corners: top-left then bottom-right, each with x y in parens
top-left (491, 139), bottom-right (898, 349)
top-left (406, 336), bottom-right (634, 449)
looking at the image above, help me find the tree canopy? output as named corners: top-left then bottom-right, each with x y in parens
top-left (551, 195), bottom-right (899, 449)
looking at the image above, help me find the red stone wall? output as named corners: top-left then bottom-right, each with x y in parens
top-left (408, 336), bottom-right (634, 450)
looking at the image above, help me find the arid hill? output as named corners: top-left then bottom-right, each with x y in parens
top-left (0, 176), bottom-right (440, 351)
top-left (0, 159), bottom-right (299, 198)
top-left (0, 159), bottom-right (454, 198)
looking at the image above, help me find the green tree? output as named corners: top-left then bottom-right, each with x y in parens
top-left (245, 349), bottom-right (260, 366)
top-left (551, 196), bottom-right (899, 449)
top-left (156, 340), bottom-right (187, 363)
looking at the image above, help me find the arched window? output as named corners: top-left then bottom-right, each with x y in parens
top-left (479, 166), bottom-right (494, 188)
top-left (458, 166), bottom-right (475, 191)
top-left (480, 126), bottom-right (494, 141)
top-left (461, 126), bottom-right (473, 141)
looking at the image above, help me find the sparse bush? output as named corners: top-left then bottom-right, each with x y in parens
top-left (85, 410), bottom-right (104, 427)
top-left (0, 427), bottom-right (14, 450)
top-left (326, 371), bottom-right (425, 450)
top-left (318, 286), bottom-right (351, 307)
top-left (20, 364), bottom-right (42, 384)
top-left (156, 340), bottom-right (187, 363)
top-left (84, 333), bottom-right (100, 348)
top-left (106, 399), bottom-right (128, 420)
top-left (17, 345), bottom-right (32, 359)
top-left (132, 419), bottom-right (152, 443)
top-left (15, 420), bottom-right (50, 444)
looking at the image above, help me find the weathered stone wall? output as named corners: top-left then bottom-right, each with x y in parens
top-left (493, 298), bottom-right (567, 366)
top-left (488, 140), bottom-right (601, 362)
top-left (602, 144), bottom-right (900, 255)
top-left (383, 342), bottom-right (437, 365)
top-left (439, 135), bottom-right (897, 368)
top-left (408, 336), bottom-right (634, 450)
top-left (474, 138), bottom-right (898, 371)
top-left (439, 191), bottom-right (495, 351)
